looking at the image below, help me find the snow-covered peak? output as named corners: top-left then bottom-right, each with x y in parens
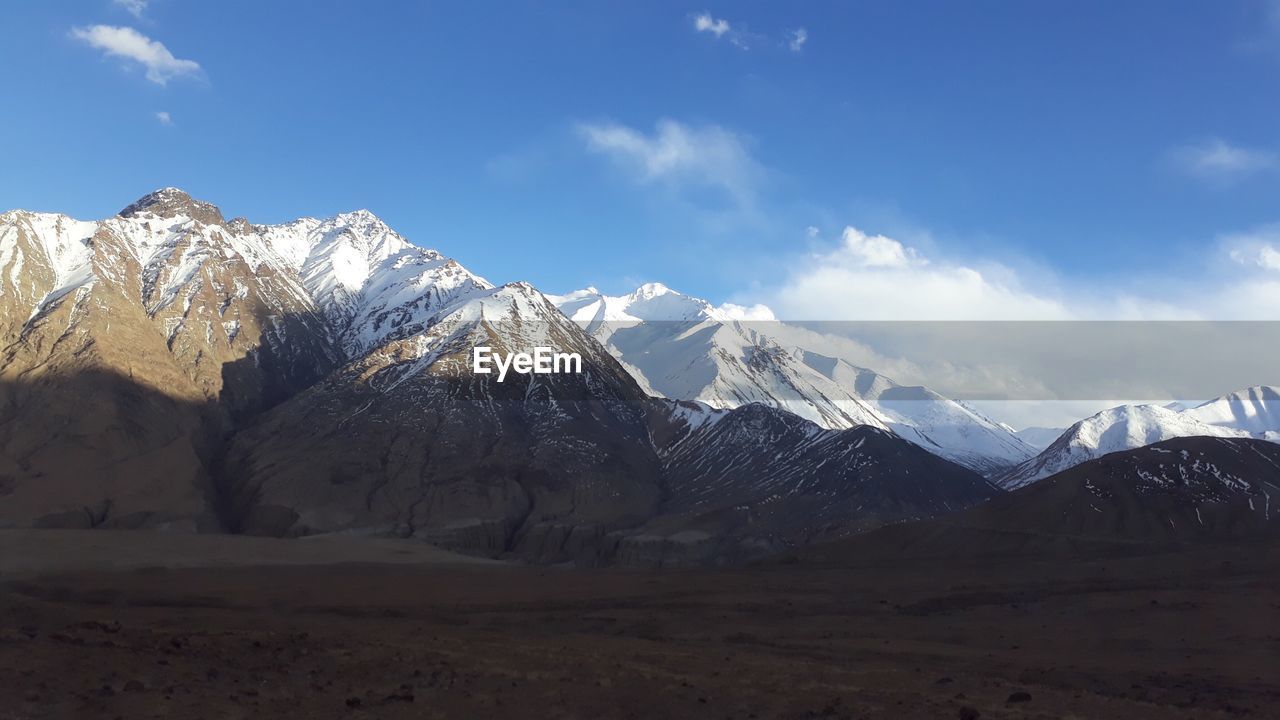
top-left (1068, 404), bottom-right (1246, 453)
top-left (8, 193), bottom-right (497, 363)
top-left (1185, 385), bottom-right (1280, 434)
top-left (993, 395), bottom-right (1276, 489)
top-left (246, 208), bottom-right (492, 356)
top-left (439, 281), bottom-right (558, 325)
top-left (631, 281), bottom-right (675, 300)
top-left (622, 284), bottom-right (714, 321)
top-left (548, 282), bottom-right (1033, 473)
top-left (271, 210), bottom-right (419, 273)
top-left (550, 283), bottom-right (777, 326)
top-left (550, 283), bottom-right (718, 325)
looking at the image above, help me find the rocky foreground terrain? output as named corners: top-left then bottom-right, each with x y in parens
top-left (1, 529), bottom-right (1277, 720)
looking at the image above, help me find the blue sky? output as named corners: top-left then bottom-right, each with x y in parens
top-left (4, 0), bottom-right (1280, 317)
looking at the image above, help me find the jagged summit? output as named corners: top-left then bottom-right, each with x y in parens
top-left (119, 187), bottom-right (226, 226)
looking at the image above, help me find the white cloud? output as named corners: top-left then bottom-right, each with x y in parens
top-left (765, 226), bottom-right (1071, 320)
top-left (70, 25), bottom-right (200, 86)
top-left (837, 227), bottom-right (923, 268)
top-left (692, 12), bottom-right (756, 48)
top-left (788, 28), bottom-right (808, 52)
top-left (694, 12), bottom-right (730, 38)
top-left (113, 0), bottom-right (148, 18)
top-left (155, 110), bottom-right (172, 125)
top-left (713, 302), bottom-right (776, 321)
top-left (578, 119), bottom-right (761, 209)
top-left (1171, 138), bottom-right (1276, 183)
top-left (693, 13), bottom-right (803, 51)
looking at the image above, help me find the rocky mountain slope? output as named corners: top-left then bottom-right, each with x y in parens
top-left (550, 284), bottom-right (1035, 474)
top-left (995, 387), bottom-right (1280, 489)
top-left (616, 401), bottom-right (997, 565)
top-left (0, 191), bottom-right (340, 531)
top-left (221, 281), bottom-right (668, 564)
top-left (835, 437), bottom-right (1280, 559)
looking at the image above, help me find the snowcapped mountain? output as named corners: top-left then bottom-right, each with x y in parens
top-left (0, 189), bottom-right (343, 530)
top-left (995, 386), bottom-right (1280, 489)
top-left (549, 284), bottom-right (1035, 474)
top-left (257, 210), bottom-right (493, 357)
top-left (1183, 386), bottom-right (1280, 439)
top-left (0, 189), bottom-right (995, 564)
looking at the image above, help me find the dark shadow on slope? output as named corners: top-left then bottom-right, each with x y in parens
top-left (212, 316), bottom-right (999, 566)
top-left (214, 333), bottom-right (670, 565)
top-left (0, 299), bottom-right (340, 534)
top-left (0, 368), bottom-right (226, 532)
top-left (215, 308), bottom-right (341, 425)
top-left (211, 311), bottom-right (344, 530)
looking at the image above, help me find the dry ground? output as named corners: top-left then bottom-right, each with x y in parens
top-left (1, 531), bottom-right (1278, 719)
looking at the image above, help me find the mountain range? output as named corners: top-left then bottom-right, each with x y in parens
top-left (2, 188), bottom-right (1277, 564)
top-left (0, 189), bottom-right (997, 563)
top-left (549, 284), bottom-right (1037, 474)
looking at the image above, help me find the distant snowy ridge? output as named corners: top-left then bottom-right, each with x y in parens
top-left (550, 284), bottom-right (1036, 474)
top-left (995, 386), bottom-right (1280, 489)
top-left (1012, 426), bottom-right (1067, 450)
